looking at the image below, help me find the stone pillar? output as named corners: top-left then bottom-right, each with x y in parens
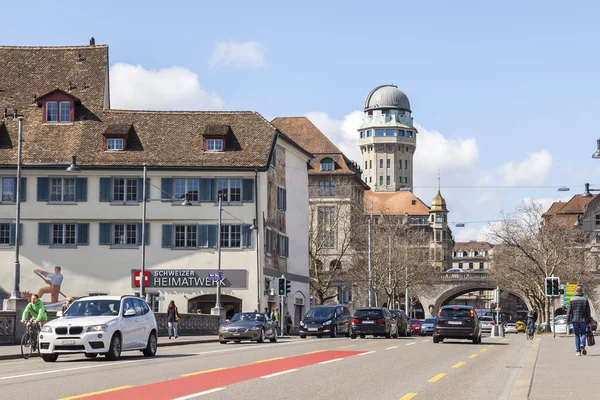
top-left (211, 307), bottom-right (226, 323)
top-left (3, 298), bottom-right (28, 344)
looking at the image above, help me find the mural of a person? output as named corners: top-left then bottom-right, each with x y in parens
top-left (34, 266), bottom-right (64, 303)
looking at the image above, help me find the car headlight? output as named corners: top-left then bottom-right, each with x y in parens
top-left (300, 321), bottom-right (305, 327)
top-left (219, 327), bottom-right (228, 333)
top-left (249, 326), bottom-right (261, 331)
top-left (41, 326), bottom-right (53, 333)
top-left (323, 320), bottom-right (332, 326)
top-left (86, 324), bottom-right (108, 332)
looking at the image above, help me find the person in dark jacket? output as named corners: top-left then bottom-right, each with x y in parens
top-left (167, 300), bottom-right (180, 339)
top-left (526, 307), bottom-right (538, 337)
top-left (566, 285), bottom-right (592, 356)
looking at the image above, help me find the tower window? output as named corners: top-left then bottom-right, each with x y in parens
top-left (405, 160), bottom-right (408, 169)
top-left (375, 129), bottom-right (384, 137)
top-left (367, 130), bottom-right (372, 137)
top-left (365, 161), bottom-right (368, 169)
top-left (405, 177), bottom-right (408, 183)
top-left (398, 130), bottom-right (404, 137)
top-left (386, 129), bottom-right (395, 136)
top-left (379, 176), bottom-right (383, 185)
top-left (369, 177), bottom-right (372, 183)
top-left (379, 159), bottom-right (383, 168)
top-left (369, 160), bottom-right (372, 169)
top-left (386, 159), bottom-right (390, 168)
top-left (387, 146), bottom-right (392, 151)
top-left (406, 131), bottom-right (413, 138)
top-left (386, 176), bottom-right (390, 185)
top-left (360, 131), bottom-right (366, 138)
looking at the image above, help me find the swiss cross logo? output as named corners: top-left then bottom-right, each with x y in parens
top-left (133, 271), bottom-right (149, 287)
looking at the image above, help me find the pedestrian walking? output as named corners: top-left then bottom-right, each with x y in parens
top-left (167, 300), bottom-right (181, 339)
top-left (566, 285), bottom-right (592, 356)
top-left (285, 311), bottom-right (293, 335)
top-left (271, 307), bottom-right (280, 334)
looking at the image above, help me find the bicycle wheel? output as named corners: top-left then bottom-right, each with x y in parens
top-left (21, 332), bottom-right (32, 360)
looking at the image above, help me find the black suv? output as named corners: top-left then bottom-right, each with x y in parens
top-left (433, 305), bottom-right (482, 344)
top-left (351, 307), bottom-right (398, 339)
top-left (299, 305), bottom-right (352, 338)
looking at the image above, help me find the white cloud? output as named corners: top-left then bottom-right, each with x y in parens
top-left (209, 41), bottom-right (266, 69)
top-left (501, 150), bottom-right (552, 185)
top-left (110, 63), bottom-right (224, 111)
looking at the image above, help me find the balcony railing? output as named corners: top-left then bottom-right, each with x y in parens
top-left (440, 272), bottom-right (490, 280)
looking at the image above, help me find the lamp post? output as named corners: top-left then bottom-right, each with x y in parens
top-left (367, 201), bottom-right (373, 307)
top-left (140, 165), bottom-right (148, 300)
top-left (215, 193), bottom-right (223, 309)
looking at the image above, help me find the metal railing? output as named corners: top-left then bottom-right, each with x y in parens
top-left (440, 272), bottom-right (490, 280)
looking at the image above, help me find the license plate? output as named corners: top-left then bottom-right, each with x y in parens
top-left (233, 333), bottom-right (240, 336)
top-left (363, 321), bottom-right (375, 324)
top-left (308, 328), bottom-right (318, 332)
top-left (448, 321), bottom-right (462, 325)
top-left (62, 340), bottom-right (76, 345)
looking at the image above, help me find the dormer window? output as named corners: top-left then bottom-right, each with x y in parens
top-left (107, 139), bottom-right (124, 151)
top-left (207, 139), bottom-right (223, 152)
top-left (46, 102), bottom-right (58, 122)
top-left (320, 158), bottom-right (334, 171)
top-left (37, 88), bottom-right (80, 124)
top-left (59, 102), bottom-right (70, 122)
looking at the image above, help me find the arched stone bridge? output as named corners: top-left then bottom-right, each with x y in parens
top-left (417, 272), bottom-right (533, 317)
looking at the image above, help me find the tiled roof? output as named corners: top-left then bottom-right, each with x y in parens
top-left (364, 190), bottom-right (430, 216)
top-left (0, 44), bottom-right (278, 170)
top-left (453, 242), bottom-right (494, 251)
top-left (544, 194), bottom-right (597, 216)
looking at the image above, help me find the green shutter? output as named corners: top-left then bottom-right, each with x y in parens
top-left (38, 223), bottom-right (50, 245)
top-left (77, 223), bottom-right (89, 245)
top-left (37, 178), bottom-right (49, 201)
top-left (199, 178), bottom-right (216, 202)
top-left (242, 179), bottom-right (254, 202)
top-left (242, 224), bottom-right (252, 248)
top-left (161, 178), bottom-right (173, 200)
top-left (162, 224), bottom-right (174, 248)
top-left (207, 224), bottom-right (218, 248)
top-left (9, 223), bottom-right (22, 245)
top-left (75, 178), bottom-right (88, 202)
top-left (19, 177), bottom-right (26, 202)
top-left (99, 223), bottom-right (112, 245)
top-left (99, 178), bottom-right (112, 202)
top-left (197, 225), bottom-right (208, 248)
top-left (137, 223), bottom-right (150, 245)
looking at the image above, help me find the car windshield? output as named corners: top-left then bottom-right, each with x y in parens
top-left (63, 300), bottom-right (120, 317)
top-left (440, 308), bottom-right (471, 318)
top-left (230, 313), bottom-right (265, 322)
top-left (411, 319), bottom-right (421, 324)
top-left (305, 308), bottom-right (334, 319)
top-left (355, 309), bottom-right (384, 318)
top-left (479, 316), bottom-right (493, 322)
top-left (423, 318), bottom-right (435, 324)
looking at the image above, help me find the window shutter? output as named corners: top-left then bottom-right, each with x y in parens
top-left (99, 178), bottom-right (112, 202)
top-left (200, 178), bottom-right (216, 202)
top-left (207, 224), bottom-right (218, 248)
top-left (19, 177), bottom-right (26, 202)
top-left (242, 179), bottom-right (254, 202)
top-left (283, 189), bottom-right (287, 210)
top-left (38, 223), bottom-right (50, 245)
top-left (162, 224), bottom-right (174, 248)
top-left (99, 223), bottom-right (112, 245)
top-left (37, 177), bottom-right (49, 201)
top-left (75, 178), bottom-right (88, 202)
top-left (242, 224), bottom-right (252, 248)
top-left (137, 178), bottom-right (144, 202)
top-left (161, 178), bottom-right (173, 200)
top-left (145, 179), bottom-right (150, 202)
top-left (77, 223), bottom-right (89, 245)
top-left (137, 223), bottom-right (150, 245)
top-left (9, 223), bottom-right (23, 245)
top-left (197, 225), bottom-right (208, 248)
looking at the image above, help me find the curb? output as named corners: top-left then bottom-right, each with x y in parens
top-left (508, 336), bottom-right (542, 400)
top-left (0, 337), bottom-right (219, 361)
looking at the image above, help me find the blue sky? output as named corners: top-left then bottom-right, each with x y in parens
top-left (4, 1), bottom-right (600, 240)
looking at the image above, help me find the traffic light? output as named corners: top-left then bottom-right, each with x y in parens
top-left (286, 280), bottom-right (291, 295)
top-left (545, 277), bottom-right (553, 296)
top-left (278, 278), bottom-right (286, 296)
top-left (552, 277), bottom-right (560, 296)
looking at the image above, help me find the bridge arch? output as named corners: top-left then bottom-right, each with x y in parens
top-left (434, 283), bottom-right (533, 315)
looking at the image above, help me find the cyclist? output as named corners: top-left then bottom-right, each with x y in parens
top-left (21, 294), bottom-right (48, 329)
top-left (526, 307), bottom-right (538, 338)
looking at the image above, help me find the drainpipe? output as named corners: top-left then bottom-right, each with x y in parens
top-left (255, 168), bottom-right (261, 311)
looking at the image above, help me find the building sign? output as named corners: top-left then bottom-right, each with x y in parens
top-left (131, 269), bottom-right (247, 289)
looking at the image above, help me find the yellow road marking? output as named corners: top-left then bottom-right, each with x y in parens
top-left (367, 341), bottom-right (378, 344)
top-left (58, 386), bottom-right (132, 400)
top-left (468, 354), bottom-right (479, 359)
top-left (182, 367), bottom-right (226, 377)
top-left (399, 393), bottom-right (418, 400)
top-left (255, 357), bottom-right (286, 363)
top-left (480, 349), bottom-right (487, 352)
top-left (452, 361), bottom-right (466, 368)
top-left (341, 345), bottom-right (356, 349)
top-left (488, 345), bottom-right (496, 348)
top-left (305, 350), bottom-right (327, 354)
top-left (427, 373), bottom-right (447, 383)
top-left (501, 338), bottom-right (509, 342)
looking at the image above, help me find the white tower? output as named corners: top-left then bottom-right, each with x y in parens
top-left (358, 85), bottom-right (417, 192)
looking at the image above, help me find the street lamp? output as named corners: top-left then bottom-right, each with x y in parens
top-left (11, 116), bottom-right (81, 299)
top-left (592, 139), bottom-right (600, 159)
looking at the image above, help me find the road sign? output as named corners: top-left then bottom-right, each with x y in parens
top-left (565, 283), bottom-right (578, 307)
top-left (133, 271), bottom-right (149, 287)
top-left (208, 273), bottom-right (220, 281)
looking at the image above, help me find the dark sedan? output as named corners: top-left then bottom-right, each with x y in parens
top-left (351, 307), bottom-right (398, 339)
top-left (219, 312), bottom-right (278, 344)
top-left (299, 305), bottom-right (352, 338)
top-left (433, 305), bottom-right (482, 344)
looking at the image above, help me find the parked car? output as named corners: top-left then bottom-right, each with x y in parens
top-left (446, 268), bottom-right (466, 273)
top-left (39, 295), bottom-right (158, 362)
top-left (515, 321), bottom-right (525, 333)
top-left (390, 309), bottom-right (411, 336)
top-left (433, 305), bottom-right (482, 344)
top-left (479, 316), bottom-right (495, 333)
top-left (299, 305), bottom-right (352, 339)
top-left (504, 323), bottom-right (518, 334)
top-left (219, 312), bottom-right (278, 344)
top-left (421, 318), bottom-right (436, 336)
top-left (410, 319), bottom-right (422, 335)
top-left (552, 318), bottom-right (569, 335)
top-left (351, 308), bottom-right (398, 339)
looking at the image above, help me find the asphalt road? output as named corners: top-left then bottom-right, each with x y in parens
top-left (0, 333), bottom-right (532, 400)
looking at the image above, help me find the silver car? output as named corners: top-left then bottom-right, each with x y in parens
top-left (219, 312), bottom-right (278, 344)
top-left (421, 318), bottom-right (435, 335)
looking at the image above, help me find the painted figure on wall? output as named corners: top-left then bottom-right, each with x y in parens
top-left (34, 266), bottom-right (64, 304)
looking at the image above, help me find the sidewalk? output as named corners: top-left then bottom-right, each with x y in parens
top-left (528, 334), bottom-right (600, 399)
top-left (0, 335), bottom-right (220, 361)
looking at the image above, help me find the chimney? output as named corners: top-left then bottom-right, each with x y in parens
top-left (3, 108), bottom-right (7, 119)
top-left (583, 183), bottom-right (592, 198)
top-left (13, 109), bottom-right (17, 118)
top-left (89, 37), bottom-right (95, 46)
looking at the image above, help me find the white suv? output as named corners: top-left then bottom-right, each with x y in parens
top-left (39, 295), bottom-right (158, 362)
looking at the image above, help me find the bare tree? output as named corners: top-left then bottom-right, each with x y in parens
top-left (487, 200), bottom-right (597, 329)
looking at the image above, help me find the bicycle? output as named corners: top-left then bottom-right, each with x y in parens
top-left (21, 320), bottom-right (41, 359)
top-left (525, 323), bottom-right (535, 340)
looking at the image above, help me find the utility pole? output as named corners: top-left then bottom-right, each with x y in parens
top-left (388, 235), bottom-right (392, 307)
top-left (140, 165), bottom-right (147, 300)
top-left (367, 201), bottom-right (373, 307)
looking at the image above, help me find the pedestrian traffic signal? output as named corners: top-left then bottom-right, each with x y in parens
top-left (545, 277), bottom-right (561, 297)
top-left (278, 278), bottom-right (286, 296)
top-left (546, 277), bottom-right (552, 296)
top-left (285, 280), bottom-right (291, 295)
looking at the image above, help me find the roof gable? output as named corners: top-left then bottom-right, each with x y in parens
top-left (271, 117), bottom-right (342, 154)
top-left (36, 88), bottom-right (81, 105)
top-left (364, 190), bottom-right (430, 216)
